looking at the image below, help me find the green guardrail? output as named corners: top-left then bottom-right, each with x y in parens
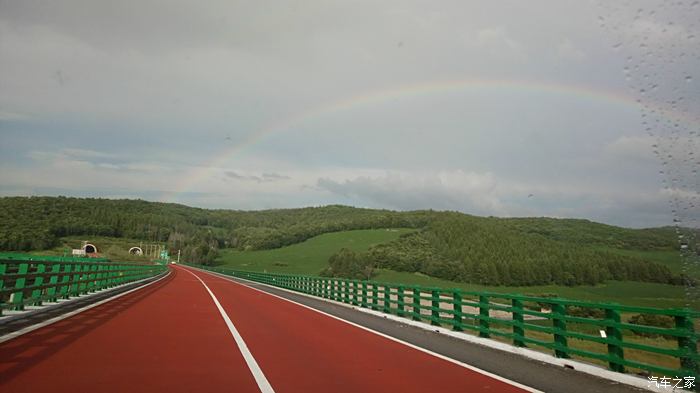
top-left (188, 264), bottom-right (699, 388)
top-left (1, 258), bottom-right (168, 314)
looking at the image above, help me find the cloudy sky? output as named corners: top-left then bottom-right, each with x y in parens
top-left (1, 0), bottom-right (698, 228)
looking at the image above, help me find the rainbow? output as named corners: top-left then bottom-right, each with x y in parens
top-left (160, 77), bottom-right (694, 203)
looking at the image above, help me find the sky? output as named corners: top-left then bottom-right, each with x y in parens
top-left (0, 0), bottom-right (698, 228)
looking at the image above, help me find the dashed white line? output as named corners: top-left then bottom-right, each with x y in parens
top-left (181, 268), bottom-right (275, 393)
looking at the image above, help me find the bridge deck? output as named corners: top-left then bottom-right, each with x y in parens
top-left (0, 265), bottom-right (534, 393)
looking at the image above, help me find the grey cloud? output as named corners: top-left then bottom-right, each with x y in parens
top-left (225, 171), bottom-right (290, 183)
top-left (262, 172), bottom-right (291, 181)
top-left (317, 171), bottom-right (505, 215)
top-left (315, 170), bottom-right (680, 228)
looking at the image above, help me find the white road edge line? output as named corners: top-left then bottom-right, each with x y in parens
top-left (220, 276), bottom-right (662, 393)
top-left (181, 268), bottom-right (275, 393)
top-left (185, 266), bottom-right (541, 393)
top-left (0, 270), bottom-right (171, 344)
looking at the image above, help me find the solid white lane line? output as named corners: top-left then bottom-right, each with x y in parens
top-left (186, 266), bottom-right (541, 393)
top-left (181, 268), bottom-right (275, 393)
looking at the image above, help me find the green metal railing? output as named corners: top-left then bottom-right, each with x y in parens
top-left (189, 264), bottom-right (698, 385)
top-left (1, 258), bottom-right (168, 314)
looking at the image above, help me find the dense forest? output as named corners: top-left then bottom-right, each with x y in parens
top-left (323, 213), bottom-right (688, 286)
top-left (0, 196), bottom-right (692, 286)
top-left (0, 197), bottom-right (429, 264)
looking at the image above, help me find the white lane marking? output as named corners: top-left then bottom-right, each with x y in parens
top-left (0, 271), bottom-right (171, 344)
top-left (186, 266), bottom-right (541, 393)
top-left (181, 268), bottom-right (275, 393)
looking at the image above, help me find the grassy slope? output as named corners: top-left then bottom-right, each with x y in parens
top-left (216, 229), bottom-right (415, 274)
top-left (595, 246), bottom-right (700, 277)
top-left (373, 270), bottom-right (697, 309)
top-left (215, 229), bottom-right (697, 309)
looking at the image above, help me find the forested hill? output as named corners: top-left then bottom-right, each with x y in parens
top-left (326, 213), bottom-right (685, 287)
top-left (0, 196), bottom-right (687, 287)
top-left (0, 197), bottom-right (431, 261)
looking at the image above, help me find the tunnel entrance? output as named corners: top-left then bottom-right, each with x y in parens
top-left (84, 244), bottom-right (97, 254)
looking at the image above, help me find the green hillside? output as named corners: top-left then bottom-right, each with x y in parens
top-left (324, 213), bottom-right (686, 287)
top-left (1, 196), bottom-right (695, 291)
top-left (0, 197), bottom-right (429, 264)
top-left (214, 228), bottom-right (695, 309)
top-left (217, 229), bottom-right (414, 275)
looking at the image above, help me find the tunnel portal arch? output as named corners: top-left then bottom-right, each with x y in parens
top-left (83, 243), bottom-right (97, 254)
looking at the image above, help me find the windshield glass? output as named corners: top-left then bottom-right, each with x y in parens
top-left (0, 2), bottom-right (698, 391)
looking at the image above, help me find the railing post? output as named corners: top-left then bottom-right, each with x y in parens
top-left (512, 298), bottom-right (525, 347)
top-left (46, 263), bottom-right (62, 302)
top-left (604, 307), bottom-right (624, 372)
top-left (0, 263), bottom-right (6, 315)
top-left (360, 281), bottom-right (367, 308)
top-left (60, 264), bottom-right (72, 298)
top-left (98, 264), bottom-right (107, 289)
top-left (31, 263), bottom-right (46, 306)
top-left (479, 295), bottom-right (490, 338)
top-left (332, 279), bottom-right (340, 302)
top-left (412, 287), bottom-right (421, 321)
top-left (351, 280), bottom-right (359, 306)
top-left (77, 264), bottom-right (87, 295)
top-left (341, 280), bottom-right (348, 303)
top-left (13, 263), bottom-right (29, 310)
top-left (552, 303), bottom-right (570, 358)
top-left (452, 290), bottom-right (463, 332)
top-left (431, 289), bottom-right (440, 326)
top-left (397, 286), bottom-right (405, 317)
top-left (114, 264), bottom-right (124, 286)
top-left (383, 285), bottom-right (391, 314)
top-left (675, 312), bottom-right (698, 379)
top-left (371, 283), bottom-right (378, 311)
top-left (94, 264), bottom-right (102, 290)
top-left (84, 263), bottom-right (93, 293)
top-left (108, 264), bottom-right (116, 287)
top-left (87, 264), bottom-right (96, 293)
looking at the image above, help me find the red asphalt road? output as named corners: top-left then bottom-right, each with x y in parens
top-left (0, 265), bottom-right (531, 393)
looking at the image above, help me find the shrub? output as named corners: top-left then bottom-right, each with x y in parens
top-left (628, 313), bottom-right (674, 338)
